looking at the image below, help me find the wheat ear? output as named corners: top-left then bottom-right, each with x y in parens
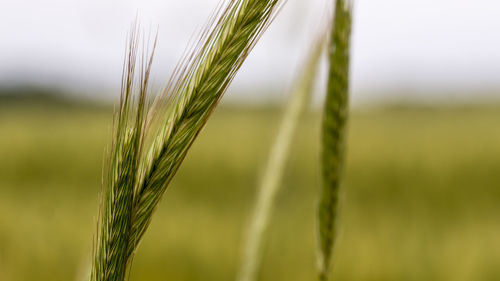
top-left (91, 1), bottom-right (285, 280)
top-left (317, 1), bottom-right (352, 281)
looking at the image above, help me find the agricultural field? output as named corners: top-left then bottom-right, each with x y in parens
top-left (0, 98), bottom-right (499, 281)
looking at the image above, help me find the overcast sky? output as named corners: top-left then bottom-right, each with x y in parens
top-left (1, 0), bottom-right (499, 103)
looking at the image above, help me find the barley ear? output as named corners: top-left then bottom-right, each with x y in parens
top-left (128, 0), bottom-right (285, 254)
top-left (317, 1), bottom-right (352, 281)
top-left (91, 0), bottom-right (286, 279)
top-left (91, 26), bottom-right (157, 281)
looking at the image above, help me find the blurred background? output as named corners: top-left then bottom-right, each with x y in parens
top-left (1, 0), bottom-right (499, 281)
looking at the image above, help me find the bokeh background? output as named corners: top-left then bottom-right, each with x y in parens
top-left (1, 0), bottom-right (499, 281)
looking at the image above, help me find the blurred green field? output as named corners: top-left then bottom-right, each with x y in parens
top-left (0, 100), bottom-right (499, 281)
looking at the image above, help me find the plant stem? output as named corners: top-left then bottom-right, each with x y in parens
top-left (237, 36), bottom-right (324, 281)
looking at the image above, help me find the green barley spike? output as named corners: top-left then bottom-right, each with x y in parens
top-left (91, 1), bottom-right (285, 281)
top-left (317, 1), bottom-right (352, 281)
top-left (128, 0), bottom-right (285, 254)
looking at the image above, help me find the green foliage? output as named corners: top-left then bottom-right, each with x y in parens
top-left (317, 1), bottom-right (352, 280)
top-left (2, 104), bottom-right (500, 281)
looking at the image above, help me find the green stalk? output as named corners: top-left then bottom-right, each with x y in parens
top-left (317, 1), bottom-right (352, 281)
top-left (237, 36), bottom-right (324, 281)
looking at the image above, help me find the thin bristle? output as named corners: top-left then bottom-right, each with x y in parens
top-left (317, 1), bottom-right (352, 281)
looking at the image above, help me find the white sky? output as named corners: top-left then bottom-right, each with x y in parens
top-left (1, 0), bottom-right (500, 103)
